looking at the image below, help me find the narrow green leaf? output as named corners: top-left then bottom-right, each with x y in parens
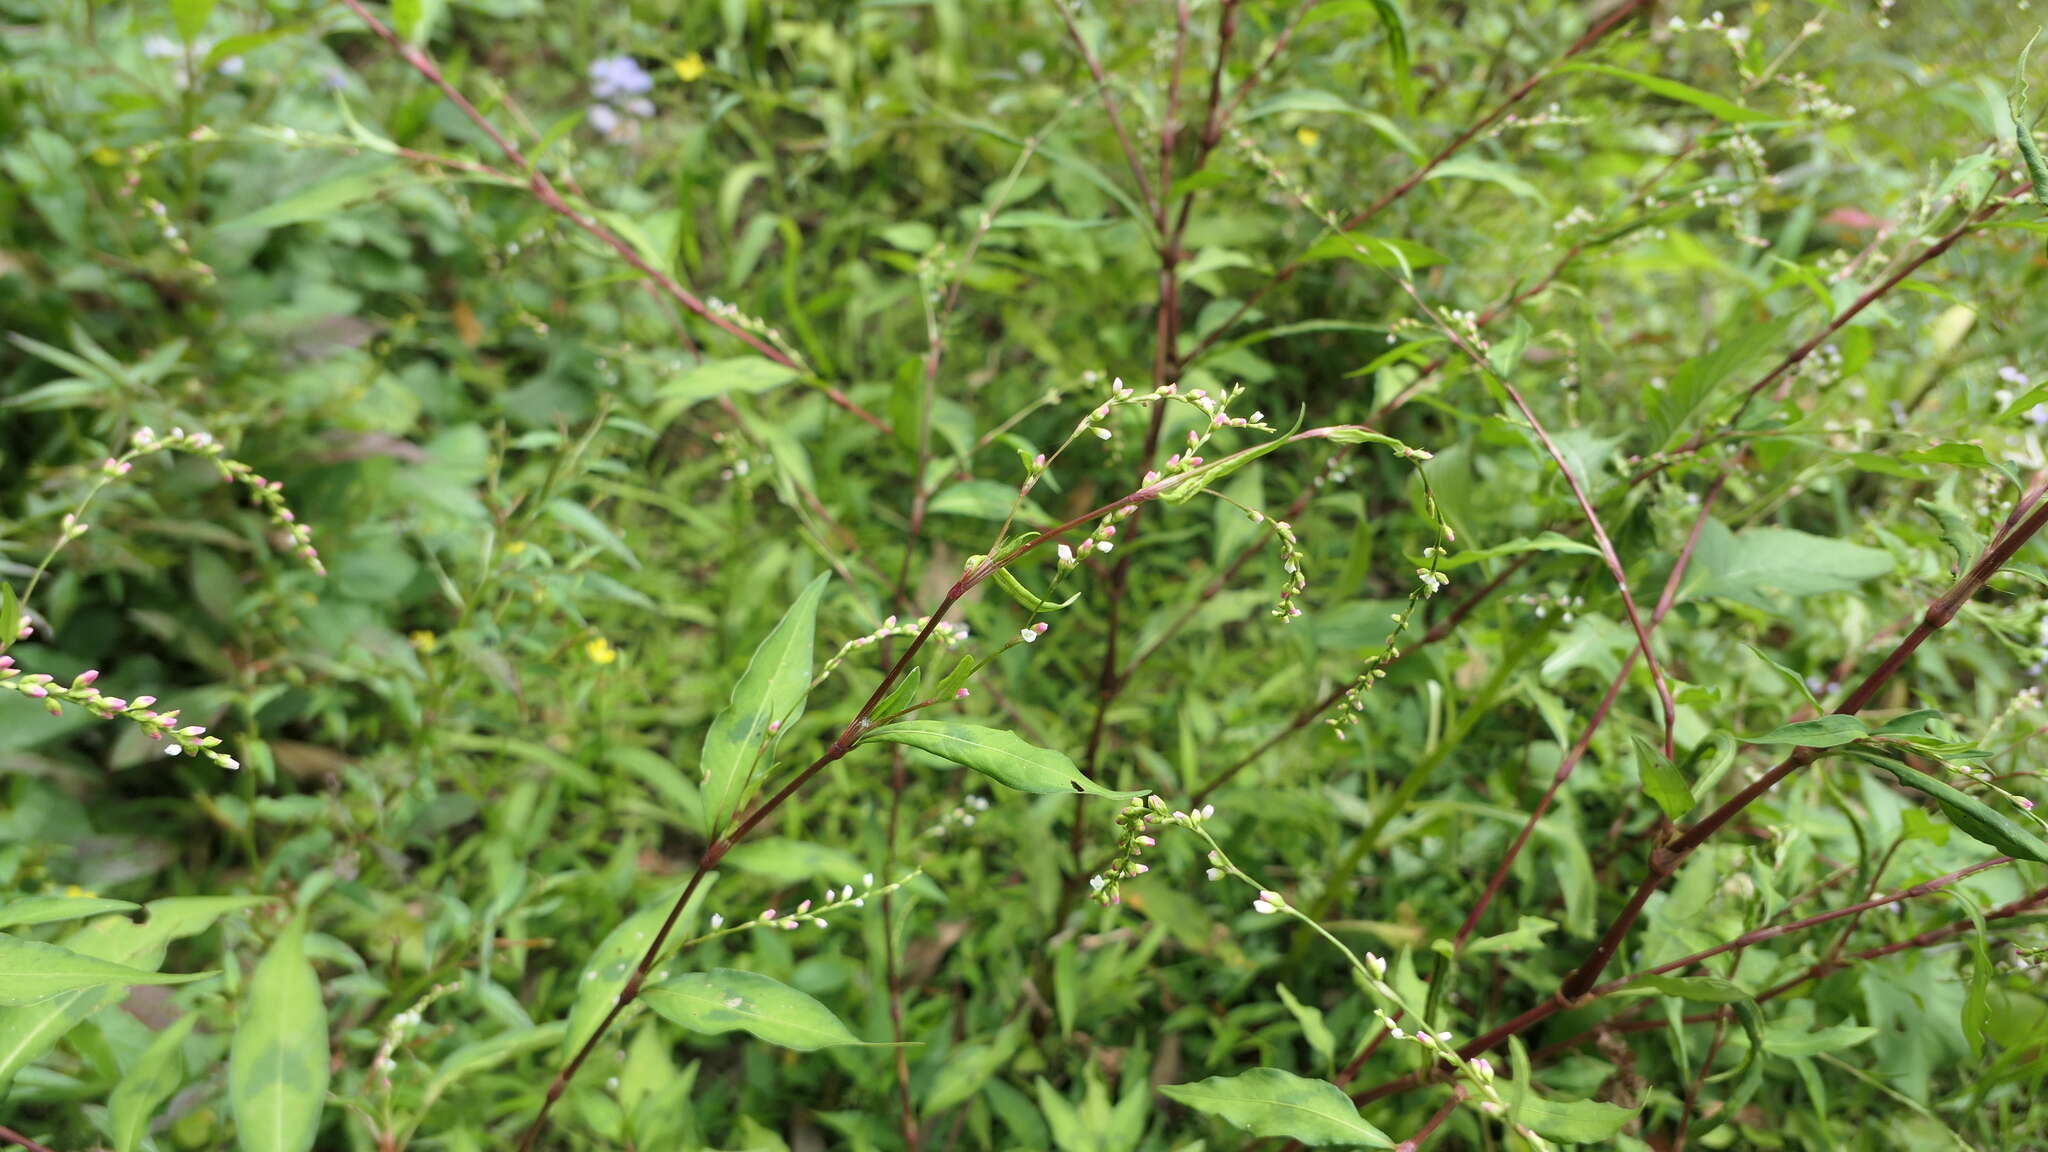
top-left (0, 935), bottom-right (210, 1007)
top-left (700, 573), bottom-right (829, 834)
top-left (1562, 63), bottom-right (1774, 123)
top-left (1431, 531), bottom-right (1600, 570)
top-left (1488, 315), bottom-right (1532, 377)
top-left (0, 894), bottom-right (138, 930)
top-left (655, 356), bottom-right (800, 420)
top-left (171, 0), bottom-right (217, 41)
top-left (1160, 1068), bottom-right (1392, 1147)
top-left (1501, 1079), bottom-right (1643, 1143)
top-left (0, 896), bottom-right (267, 1093)
top-left (0, 580), bottom-right (17, 655)
top-left (861, 721), bottom-right (1140, 797)
top-left (110, 1013), bottom-right (199, 1152)
top-left (228, 916), bottom-right (329, 1152)
top-left (1743, 644), bottom-right (1819, 710)
top-left (1632, 735), bottom-right (1694, 820)
top-left (872, 665), bottom-right (925, 721)
top-left (217, 166), bottom-right (399, 232)
top-left (1162, 411), bottom-right (1304, 507)
top-left (2010, 32), bottom-right (2048, 208)
top-left (1275, 985), bottom-right (1336, 1073)
top-left (1866, 756), bottom-right (2048, 864)
top-left (642, 968), bottom-right (862, 1051)
top-left (1301, 232), bottom-right (1446, 271)
top-left (561, 876), bottom-right (717, 1059)
top-left (1739, 715), bottom-right (1869, 748)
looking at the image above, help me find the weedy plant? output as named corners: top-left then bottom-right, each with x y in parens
top-left (5, 1), bottom-right (2048, 1150)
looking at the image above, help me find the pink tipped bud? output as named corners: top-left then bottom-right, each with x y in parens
top-left (955, 688), bottom-right (970, 699)
top-left (133, 695), bottom-right (156, 708)
top-left (22, 685), bottom-right (48, 698)
top-left (1032, 453), bottom-right (1047, 469)
top-left (1033, 622), bottom-right (1049, 634)
top-left (2020, 797), bottom-right (2037, 811)
top-left (74, 669), bottom-right (99, 687)
top-left (767, 720), bottom-right (781, 733)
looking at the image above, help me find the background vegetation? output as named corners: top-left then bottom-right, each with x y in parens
top-left (4, 0), bottom-right (2048, 1149)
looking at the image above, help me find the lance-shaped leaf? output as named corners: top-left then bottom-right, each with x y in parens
top-left (700, 573), bottom-right (830, 834)
top-left (642, 968), bottom-right (862, 1051)
top-left (1740, 715), bottom-right (1869, 749)
top-left (560, 875), bottom-right (717, 1060)
top-left (1862, 754), bottom-right (2048, 864)
top-left (0, 935), bottom-right (210, 1006)
top-left (861, 721), bottom-right (1141, 797)
top-left (1161, 1068), bottom-right (1392, 1147)
top-left (0, 895), bottom-right (140, 930)
top-left (0, 896), bottom-right (269, 1092)
top-left (228, 915), bottom-right (330, 1152)
top-left (110, 1013), bottom-right (199, 1152)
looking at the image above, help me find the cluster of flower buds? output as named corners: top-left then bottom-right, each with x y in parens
top-left (1054, 523), bottom-right (1116, 573)
top-left (923, 793), bottom-right (993, 838)
top-left (128, 426), bottom-right (325, 575)
top-left (0, 658), bottom-right (239, 770)
top-left (368, 980), bottom-right (461, 1091)
top-left (1090, 795), bottom-right (1216, 906)
top-left (697, 871), bottom-right (908, 940)
top-left (813, 615), bottom-right (970, 687)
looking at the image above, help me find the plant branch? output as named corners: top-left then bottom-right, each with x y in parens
top-left (338, 0), bottom-right (892, 435)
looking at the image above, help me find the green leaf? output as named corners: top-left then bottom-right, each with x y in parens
top-left (0, 894), bottom-right (138, 929)
top-left (1275, 984), bottom-right (1337, 1072)
top-left (861, 721), bottom-right (1140, 797)
top-left (2011, 32), bottom-right (2048, 208)
top-left (0, 896), bottom-right (268, 1092)
top-left (217, 166), bottom-right (400, 232)
top-left (1488, 315), bottom-right (1533, 377)
top-left (1432, 531), bottom-right (1601, 570)
top-left (561, 876), bottom-right (718, 1059)
top-left (1503, 1078), bottom-right (1643, 1143)
top-left (700, 573), bottom-right (829, 834)
top-left (110, 1013), bottom-right (199, 1152)
top-left (1163, 411), bottom-right (1304, 507)
top-left (1744, 644), bottom-right (1820, 710)
top-left (172, 0), bottom-right (217, 41)
top-left (1632, 735), bottom-right (1694, 820)
top-left (0, 935), bottom-right (210, 1006)
top-left (1691, 520), bottom-right (1894, 608)
top-left (1465, 914), bottom-right (1558, 955)
top-left (1428, 156), bottom-right (1545, 203)
top-left (391, 0), bottom-right (444, 43)
top-left (1865, 756), bottom-right (2048, 864)
top-left (1562, 63), bottom-right (1774, 123)
top-left (656, 357), bottom-right (801, 421)
top-left (642, 968), bottom-right (863, 1051)
top-left (1300, 232), bottom-right (1447, 272)
top-left (545, 498), bottom-right (640, 569)
top-left (1740, 715), bottom-right (1869, 749)
top-left (1161, 1068), bottom-right (1392, 1147)
top-left (228, 916), bottom-right (329, 1152)
top-left (924, 1028), bottom-right (1021, 1114)
top-left (0, 580), bottom-right (15, 656)
top-left (1619, 973), bottom-right (1751, 1004)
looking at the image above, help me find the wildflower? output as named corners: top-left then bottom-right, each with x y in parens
top-left (410, 630), bottom-right (438, 654)
top-left (1295, 126), bottom-right (1321, 148)
top-left (1252, 890), bottom-right (1283, 914)
top-left (2021, 797), bottom-right (2037, 811)
top-left (589, 55), bottom-right (654, 99)
top-left (584, 636), bottom-right (619, 665)
top-left (673, 53), bottom-right (706, 82)
top-left (587, 104), bottom-right (622, 136)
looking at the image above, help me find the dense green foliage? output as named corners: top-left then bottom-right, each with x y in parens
top-left (4, 1), bottom-right (2048, 1149)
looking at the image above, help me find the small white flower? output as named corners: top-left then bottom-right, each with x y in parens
top-left (709, 913), bottom-right (724, 929)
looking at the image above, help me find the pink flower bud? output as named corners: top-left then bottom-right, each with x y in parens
top-left (955, 688), bottom-right (970, 699)
top-left (74, 669), bottom-right (99, 687)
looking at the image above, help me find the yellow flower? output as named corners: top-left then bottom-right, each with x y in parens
top-left (505, 540), bottom-right (528, 556)
top-left (585, 636), bottom-right (619, 665)
top-left (91, 146), bottom-right (123, 167)
top-left (1295, 126), bottom-right (1321, 149)
top-left (63, 884), bottom-right (96, 899)
top-left (410, 630), bottom-right (438, 654)
top-left (673, 53), bottom-right (706, 83)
